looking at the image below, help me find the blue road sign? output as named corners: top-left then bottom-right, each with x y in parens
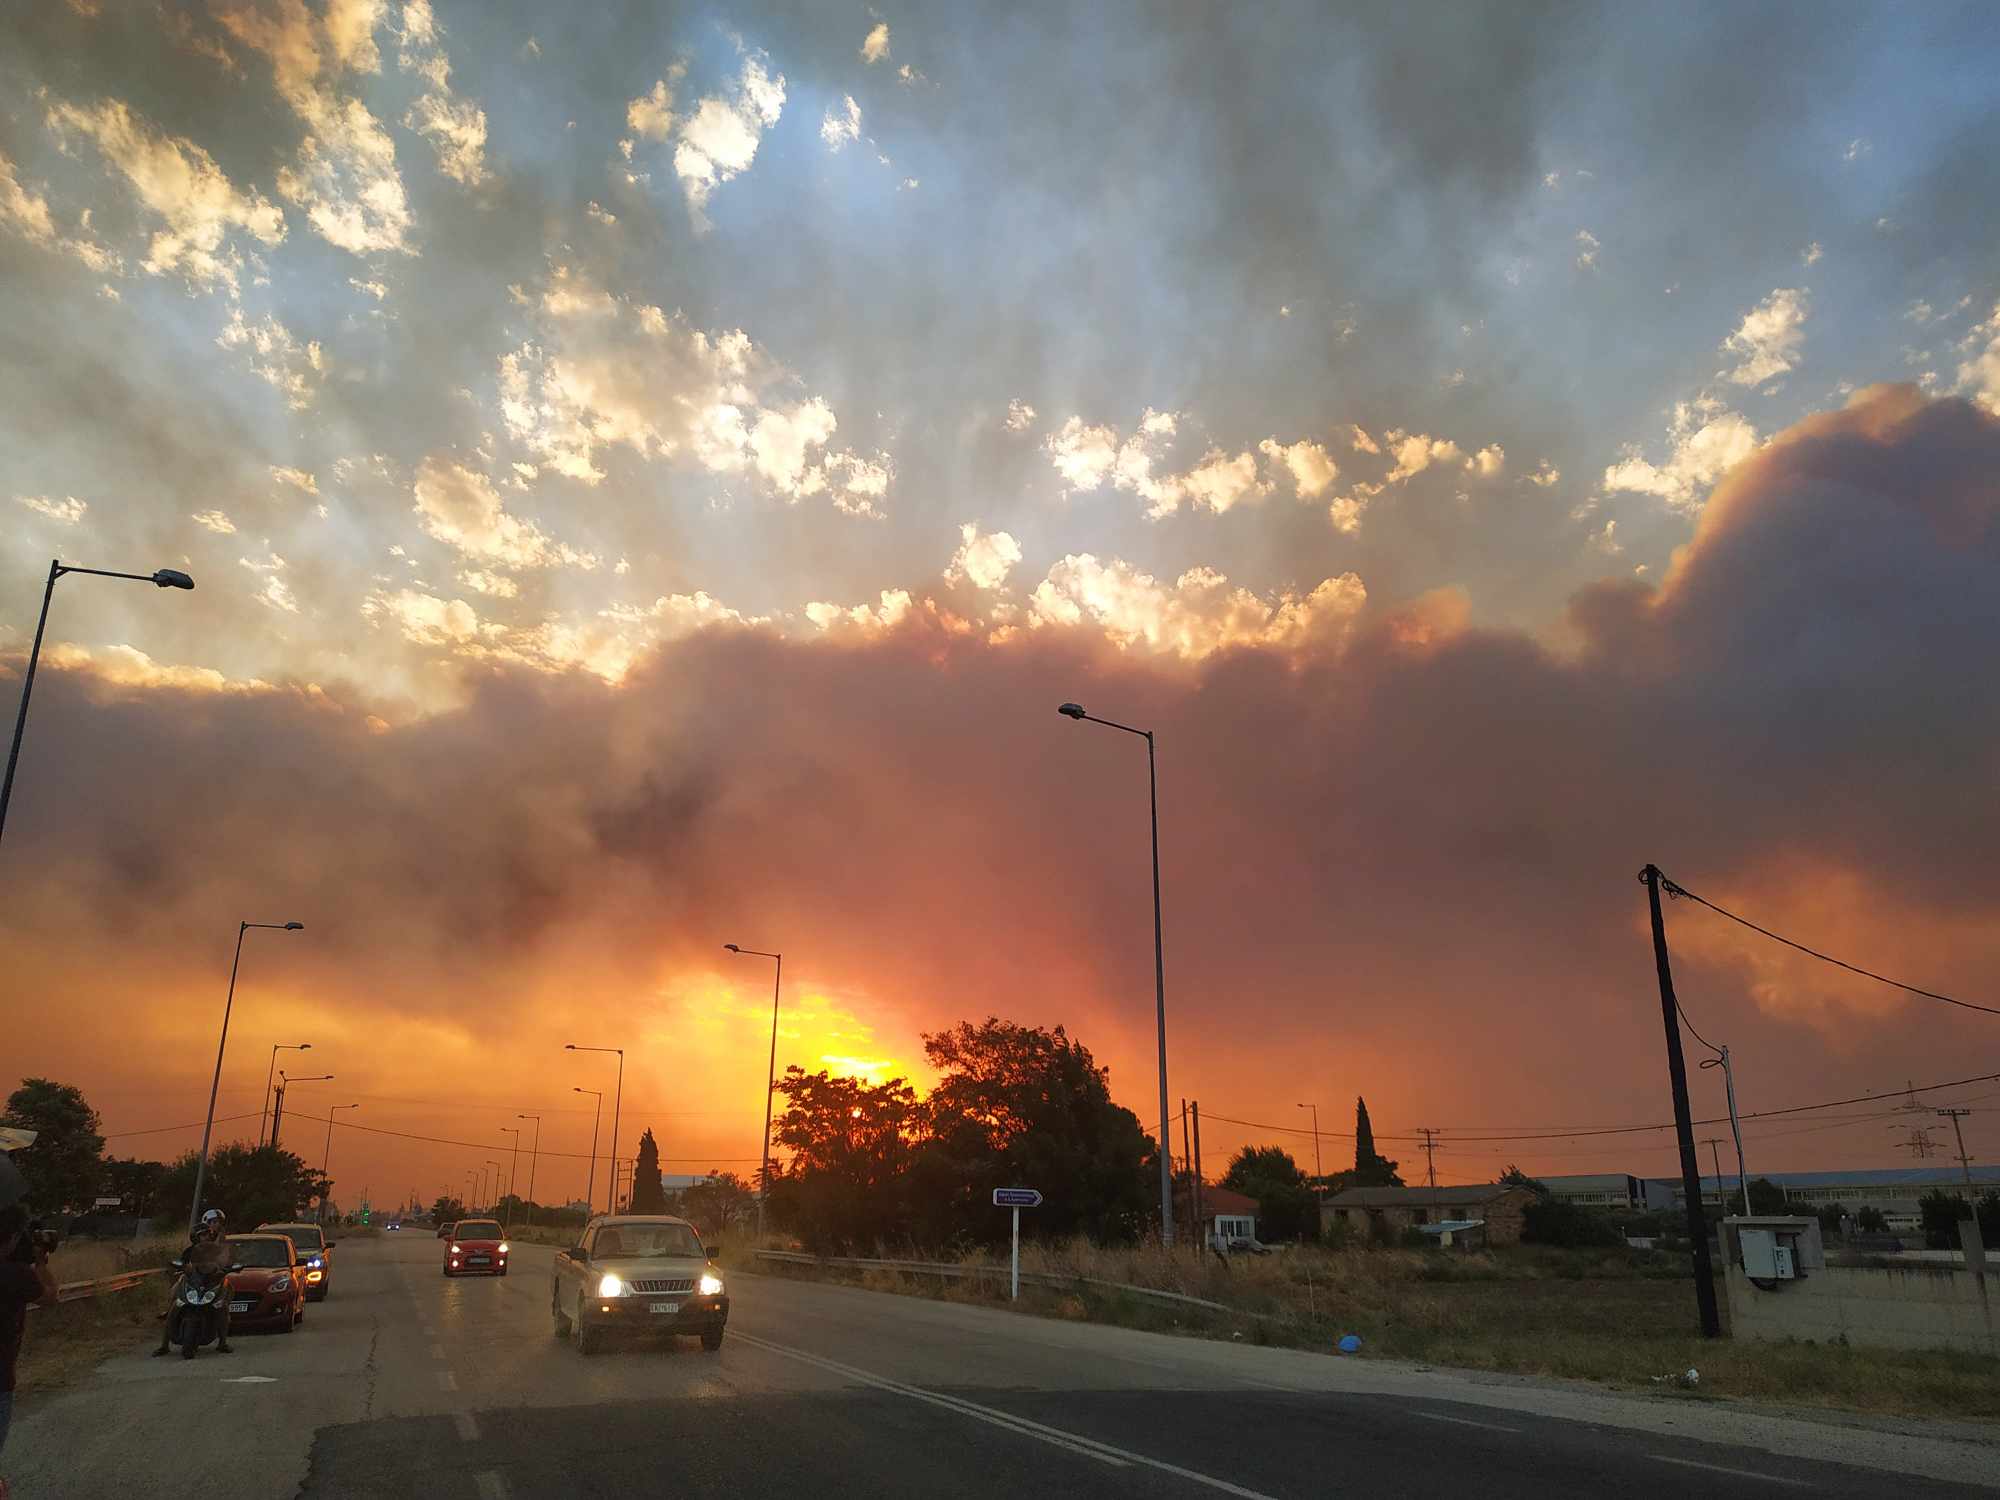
top-left (993, 1188), bottom-right (1043, 1208)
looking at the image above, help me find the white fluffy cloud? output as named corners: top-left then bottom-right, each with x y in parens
top-left (1721, 288), bottom-right (1810, 386)
top-left (1955, 303), bottom-right (2000, 415)
top-left (861, 22), bottom-right (891, 63)
top-left (1044, 411), bottom-right (1266, 518)
top-left (945, 522), bottom-right (1023, 590)
top-left (639, 54), bottom-right (785, 223)
top-left (218, 309), bottom-right (325, 410)
top-left (1528, 461), bottom-right (1561, 488)
top-left (366, 586), bottom-right (480, 645)
top-left (820, 96), bottom-right (862, 152)
top-left (412, 456), bottom-right (588, 568)
top-left (239, 551), bottom-right (299, 613)
top-left (1466, 444), bottom-right (1506, 478)
top-left (44, 100), bottom-right (285, 287)
top-left (191, 509), bottom-right (238, 534)
top-left (1028, 554), bottom-right (1366, 660)
top-left (1005, 399), bottom-right (1037, 433)
top-left (271, 466), bottom-right (320, 495)
top-left (1575, 229), bottom-right (1600, 271)
top-left (397, 0), bottom-right (489, 187)
top-left (216, 0), bottom-right (416, 257)
top-left (806, 588), bottom-right (913, 634)
top-left (1602, 396), bottom-right (1760, 512)
top-left (1383, 430), bottom-right (1463, 483)
top-left (498, 270), bottom-right (884, 509)
top-left (17, 495), bottom-right (87, 525)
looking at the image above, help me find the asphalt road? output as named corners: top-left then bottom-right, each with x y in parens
top-left (9, 1234), bottom-right (1997, 1498)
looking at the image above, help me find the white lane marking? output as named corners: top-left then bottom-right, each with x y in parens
top-left (221, 1375), bottom-right (278, 1384)
top-left (436, 1370), bottom-right (458, 1391)
top-left (733, 1330), bottom-right (1282, 1499)
top-left (1649, 1455), bottom-right (1808, 1488)
top-left (454, 1412), bottom-right (479, 1441)
top-left (1413, 1411), bottom-right (1520, 1433)
top-left (473, 1472), bottom-right (510, 1500)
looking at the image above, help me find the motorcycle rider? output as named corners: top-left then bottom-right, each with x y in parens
top-left (153, 1208), bottom-right (233, 1356)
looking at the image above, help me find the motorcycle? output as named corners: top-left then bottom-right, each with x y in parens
top-left (167, 1255), bottom-right (241, 1359)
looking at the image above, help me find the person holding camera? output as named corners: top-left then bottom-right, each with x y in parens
top-left (0, 1204), bottom-right (62, 1472)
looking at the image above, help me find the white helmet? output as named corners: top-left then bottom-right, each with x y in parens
top-left (201, 1208), bottom-right (225, 1225)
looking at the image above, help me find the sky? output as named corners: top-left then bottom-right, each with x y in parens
top-left (3, 1), bottom-right (2000, 1211)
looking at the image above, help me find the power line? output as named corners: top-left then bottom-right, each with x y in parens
top-left (281, 1107), bottom-right (761, 1164)
top-left (1660, 872), bottom-right (2000, 1019)
top-left (102, 1111), bottom-right (262, 1140)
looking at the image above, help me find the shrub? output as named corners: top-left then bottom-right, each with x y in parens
top-left (1522, 1198), bottom-right (1623, 1248)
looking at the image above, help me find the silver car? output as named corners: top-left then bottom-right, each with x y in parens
top-left (551, 1214), bottom-right (729, 1355)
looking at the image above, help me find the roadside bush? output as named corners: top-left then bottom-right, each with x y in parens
top-left (1522, 1198), bottom-right (1623, 1249)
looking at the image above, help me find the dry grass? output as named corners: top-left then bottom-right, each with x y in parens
top-left (50, 1235), bottom-right (180, 1283)
top-left (16, 1280), bottom-right (166, 1392)
top-left (751, 1239), bottom-right (2000, 1424)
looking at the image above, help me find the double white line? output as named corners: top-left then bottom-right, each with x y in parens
top-left (730, 1330), bottom-right (1282, 1499)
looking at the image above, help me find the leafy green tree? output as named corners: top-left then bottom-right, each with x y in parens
top-left (1522, 1197), bottom-right (1623, 1247)
top-left (1743, 1177), bottom-right (1791, 1215)
top-left (915, 1019), bottom-right (1154, 1247)
top-left (1854, 1205), bottom-right (1888, 1233)
top-left (630, 1128), bottom-right (668, 1212)
top-left (431, 1195), bottom-right (466, 1223)
top-left (1352, 1096), bottom-right (1401, 1187)
top-left (1919, 1188), bottom-right (1971, 1250)
top-left (157, 1142), bottom-right (330, 1229)
top-left (3, 1078), bottom-right (106, 1213)
top-left (1977, 1192), bottom-right (2000, 1245)
top-left (1814, 1202), bottom-right (1845, 1236)
top-left (1499, 1164), bottom-right (1550, 1197)
top-left (1221, 1145), bottom-right (1317, 1241)
top-left (678, 1171), bottom-right (753, 1235)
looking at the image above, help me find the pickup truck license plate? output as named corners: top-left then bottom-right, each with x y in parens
top-left (650, 1301), bottom-right (679, 1314)
top-left (229, 1301), bottom-right (252, 1313)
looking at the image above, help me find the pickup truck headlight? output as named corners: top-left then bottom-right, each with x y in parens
top-left (597, 1272), bottom-right (624, 1297)
top-left (697, 1272), bottom-right (724, 1297)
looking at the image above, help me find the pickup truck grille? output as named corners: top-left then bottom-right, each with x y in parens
top-left (629, 1277), bottom-right (694, 1295)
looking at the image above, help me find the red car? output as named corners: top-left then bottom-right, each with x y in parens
top-left (224, 1233), bottom-right (306, 1333)
top-left (443, 1218), bottom-right (508, 1276)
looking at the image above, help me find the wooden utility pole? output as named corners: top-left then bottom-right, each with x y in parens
top-left (1190, 1101), bottom-right (1205, 1242)
top-left (1642, 865), bottom-right (1721, 1338)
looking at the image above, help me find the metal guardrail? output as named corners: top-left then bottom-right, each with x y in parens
top-left (750, 1249), bottom-right (1286, 1320)
top-left (48, 1267), bottom-right (166, 1305)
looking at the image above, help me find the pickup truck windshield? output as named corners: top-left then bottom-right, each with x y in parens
top-left (455, 1221), bottom-right (503, 1240)
top-left (592, 1225), bottom-right (702, 1258)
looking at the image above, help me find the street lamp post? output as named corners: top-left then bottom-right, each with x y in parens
top-left (1, 560), bottom-right (194, 850)
top-left (272, 1072), bottom-right (332, 1151)
top-left (517, 1113), bottom-right (541, 1227)
top-left (465, 1171), bottom-right (478, 1213)
top-left (322, 1104), bottom-right (360, 1222)
top-left (484, 1162), bottom-right (503, 1219)
top-left (1297, 1103), bottom-right (1323, 1184)
top-left (189, 919), bottom-right (304, 1236)
top-left (500, 1126), bottom-right (521, 1231)
top-left (724, 944), bottom-right (783, 1242)
top-left (263, 1043), bottom-right (312, 1146)
top-left (1057, 701), bottom-right (1174, 1245)
top-left (566, 1045), bottom-right (623, 1215)
top-left (574, 1088), bottom-right (602, 1218)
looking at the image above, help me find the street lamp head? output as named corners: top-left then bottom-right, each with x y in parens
top-left (284, 922), bottom-right (304, 930)
top-left (723, 943), bottom-right (739, 952)
top-left (1058, 702), bottom-right (1087, 719)
top-left (565, 1043), bottom-right (577, 1050)
top-left (151, 569), bottom-right (195, 590)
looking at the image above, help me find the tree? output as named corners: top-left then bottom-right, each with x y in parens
top-left (3, 1078), bottom-right (106, 1213)
top-left (631, 1128), bottom-right (667, 1213)
top-left (157, 1143), bottom-right (329, 1229)
top-left (431, 1195), bottom-right (466, 1224)
top-left (1499, 1164), bottom-right (1550, 1197)
top-left (1855, 1205), bottom-right (1888, 1234)
top-left (1522, 1197), bottom-right (1624, 1248)
top-left (915, 1018), bottom-right (1154, 1248)
top-left (103, 1157), bottom-right (168, 1216)
top-left (1352, 1096), bottom-right (1401, 1187)
top-left (1221, 1145), bottom-right (1317, 1241)
top-left (1919, 1189), bottom-right (1970, 1250)
top-left (1744, 1178), bottom-right (1791, 1215)
top-left (678, 1171), bottom-right (754, 1236)
top-left (767, 1067), bottom-right (923, 1252)
top-left (1814, 1202), bottom-right (1845, 1237)
top-left (1978, 1192), bottom-right (2000, 1246)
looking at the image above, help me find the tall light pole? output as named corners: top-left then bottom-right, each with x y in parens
top-left (1, 560), bottom-right (194, 850)
top-left (517, 1113), bottom-right (541, 1227)
top-left (724, 944), bottom-right (783, 1242)
top-left (500, 1126), bottom-right (521, 1231)
top-left (262, 1043), bottom-right (312, 1146)
top-left (566, 1045), bottom-right (622, 1216)
top-left (465, 1171), bottom-right (478, 1212)
top-left (272, 1072), bottom-right (332, 1151)
top-left (1057, 701), bottom-right (1173, 1245)
top-left (485, 1161), bottom-right (503, 1217)
top-left (189, 919), bottom-right (303, 1235)
top-left (574, 1087), bottom-right (602, 1216)
top-left (1296, 1103), bottom-right (1323, 1184)
top-left (321, 1104), bottom-right (359, 1222)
